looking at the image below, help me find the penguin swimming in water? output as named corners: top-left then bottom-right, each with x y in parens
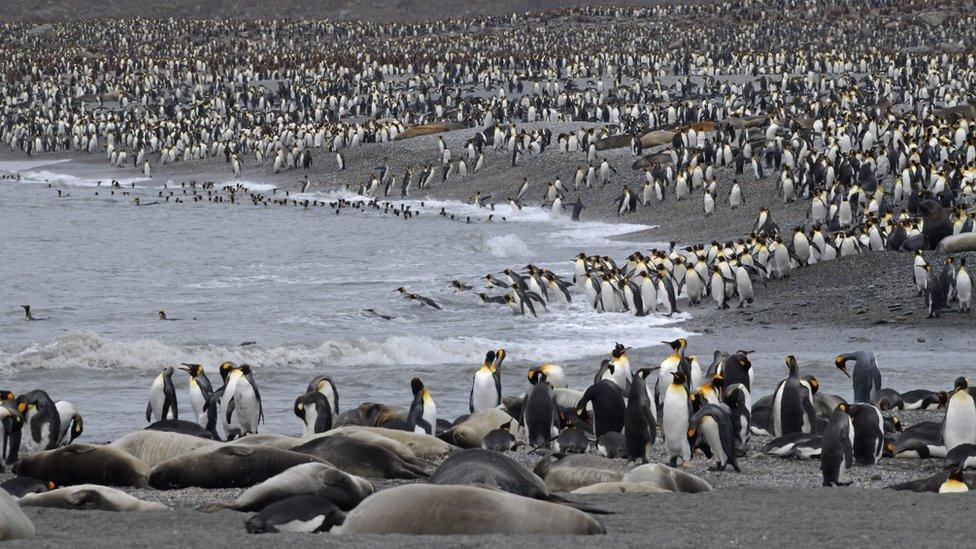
top-left (835, 351), bottom-right (882, 403)
top-left (20, 305), bottom-right (46, 321)
top-left (307, 375), bottom-right (340, 416)
top-left (470, 351), bottom-right (501, 413)
top-left (689, 403), bottom-right (740, 472)
top-left (16, 390), bottom-right (61, 453)
top-left (523, 369), bottom-right (557, 447)
top-left (406, 378), bottom-right (436, 436)
top-left (179, 363), bottom-right (213, 429)
top-left (663, 371), bottom-right (692, 467)
top-left (942, 377), bottom-right (976, 453)
top-left (576, 378), bottom-right (625, 438)
top-left (820, 403), bottom-right (854, 486)
top-left (146, 366), bottom-right (178, 423)
top-left (294, 391), bottom-right (333, 436)
top-left (624, 368), bottom-right (656, 463)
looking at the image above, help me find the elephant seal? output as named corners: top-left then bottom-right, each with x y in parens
top-left (333, 403), bottom-right (405, 428)
top-left (571, 482), bottom-right (670, 494)
top-left (245, 495), bottom-right (346, 534)
top-left (533, 454), bottom-right (635, 492)
top-left (323, 426), bottom-right (454, 460)
top-left (144, 419), bottom-right (215, 439)
top-left (231, 433), bottom-right (304, 450)
top-left (19, 485), bottom-right (169, 511)
top-left (202, 462), bottom-right (372, 512)
top-left (430, 449), bottom-right (606, 513)
top-left (313, 428), bottom-right (417, 460)
top-left (438, 409), bottom-right (517, 448)
top-left (937, 233), bottom-right (976, 253)
top-left (593, 134), bottom-right (634, 151)
top-left (14, 444), bottom-right (149, 487)
top-left (109, 430), bottom-right (220, 467)
top-left (920, 200), bottom-right (952, 249)
top-left (622, 464), bottom-right (713, 493)
top-left (334, 484), bottom-right (605, 535)
top-left (632, 152), bottom-right (676, 170)
top-left (149, 445), bottom-right (325, 489)
top-left (0, 488), bottom-right (34, 540)
top-left (291, 436), bottom-right (429, 479)
top-left (639, 130), bottom-right (676, 148)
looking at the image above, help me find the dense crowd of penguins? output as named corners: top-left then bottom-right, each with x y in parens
top-left (3, 0), bottom-right (976, 540)
top-left (0, 338), bottom-right (974, 538)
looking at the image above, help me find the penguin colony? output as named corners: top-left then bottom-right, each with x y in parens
top-left (2, 0), bottom-right (976, 541)
top-left (0, 341), bottom-right (972, 539)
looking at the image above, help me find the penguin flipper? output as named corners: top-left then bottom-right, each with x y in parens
top-left (145, 401), bottom-right (152, 423)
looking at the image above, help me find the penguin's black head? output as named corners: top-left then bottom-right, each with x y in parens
top-left (602, 359), bottom-right (615, 375)
top-left (483, 350), bottom-right (496, 366)
top-left (954, 377), bottom-right (969, 391)
top-left (785, 355), bottom-right (798, 369)
top-left (180, 363), bottom-right (202, 377)
top-left (611, 342), bottom-right (628, 358)
top-left (836, 402), bottom-right (849, 414)
top-left (494, 349), bottom-right (506, 367)
top-left (803, 375), bottom-right (820, 395)
top-left (672, 371), bottom-right (687, 385)
top-left (219, 361), bottom-right (236, 380)
top-left (239, 364), bottom-right (253, 375)
top-left (70, 417), bottom-right (84, 441)
top-left (711, 374), bottom-right (725, 390)
top-left (0, 390), bottom-right (14, 401)
top-left (294, 395), bottom-right (306, 419)
top-left (410, 378), bottom-right (424, 395)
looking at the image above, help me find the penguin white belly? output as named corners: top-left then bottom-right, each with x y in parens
top-left (471, 371), bottom-right (497, 412)
top-left (701, 416), bottom-right (726, 465)
top-left (944, 394), bottom-right (976, 451)
top-left (189, 382), bottom-right (207, 427)
top-left (663, 389), bottom-right (690, 462)
top-left (235, 380), bottom-right (261, 434)
top-left (221, 374), bottom-right (243, 435)
top-left (276, 516), bottom-right (327, 533)
top-left (302, 406), bottom-right (319, 438)
top-left (657, 358), bottom-right (678, 400)
top-left (149, 376), bottom-right (166, 422)
top-left (771, 383), bottom-right (785, 437)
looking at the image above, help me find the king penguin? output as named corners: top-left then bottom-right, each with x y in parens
top-left (406, 378), bottom-right (437, 436)
top-left (689, 402), bottom-right (740, 472)
top-left (294, 391), bottom-right (333, 436)
top-left (624, 368), bottom-right (657, 463)
top-left (820, 403), bottom-right (854, 486)
top-left (307, 375), bottom-right (340, 416)
top-left (835, 351), bottom-right (882, 403)
top-left (180, 363), bottom-right (213, 428)
top-left (942, 377), bottom-right (976, 453)
top-left (577, 377), bottom-right (626, 437)
top-left (663, 371), bottom-right (692, 466)
top-left (146, 365), bottom-right (178, 423)
top-left (221, 363), bottom-right (262, 439)
top-left (657, 338), bottom-right (690, 402)
top-left (849, 403), bottom-right (884, 465)
top-left (53, 400), bottom-right (83, 447)
top-left (16, 390), bottom-right (60, 453)
top-left (470, 350), bottom-right (501, 412)
top-left (771, 355), bottom-right (815, 436)
top-left (523, 370), bottom-right (557, 447)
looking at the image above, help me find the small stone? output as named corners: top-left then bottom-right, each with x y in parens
top-left (917, 337), bottom-right (926, 343)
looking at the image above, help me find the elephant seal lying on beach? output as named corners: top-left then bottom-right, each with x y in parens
top-left (109, 430), bottom-right (220, 467)
top-left (291, 436), bottom-right (429, 479)
top-left (19, 485), bottom-right (169, 512)
top-left (0, 488), bottom-right (34, 540)
top-left (14, 444), bottom-right (149, 487)
top-left (533, 454), bottom-right (635, 492)
top-left (622, 464), bottom-right (713, 493)
top-left (149, 444), bottom-right (324, 489)
top-left (202, 462), bottom-right (372, 512)
top-left (333, 484), bottom-right (605, 535)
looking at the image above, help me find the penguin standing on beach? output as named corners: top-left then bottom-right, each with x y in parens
top-left (577, 377), bottom-right (626, 437)
top-left (663, 371), bottom-right (692, 466)
top-left (942, 377), bottom-right (976, 453)
top-left (53, 401), bottom-right (83, 447)
top-left (849, 403), bottom-right (884, 465)
top-left (820, 403), bottom-right (854, 486)
top-left (657, 338), bottom-right (690, 402)
top-left (835, 351), bottom-right (881, 403)
top-left (16, 390), bottom-right (60, 453)
top-left (146, 366), bottom-right (178, 423)
top-left (689, 403), bottom-right (740, 472)
top-left (294, 391), bottom-right (333, 436)
top-left (771, 355), bottom-right (814, 436)
top-left (470, 351), bottom-right (501, 412)
top-left (406, 378), bottom-right (437, 436)
top-left (624, 368), bottom-right (656, 463)
top-left (523, 370), bottom-right (557, 447)
top-left (180, 363), bottom-right (213, 428)
top-left (221, 363), bottom-right (262, 439)
top-left (307, 375), bottom-right (340, 416)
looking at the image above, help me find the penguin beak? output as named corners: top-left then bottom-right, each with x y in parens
top-left (839, 366), bottom-right (851, 379)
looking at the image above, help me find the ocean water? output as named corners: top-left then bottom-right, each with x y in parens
top-left (0, 159), bottom-right (687, 440)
